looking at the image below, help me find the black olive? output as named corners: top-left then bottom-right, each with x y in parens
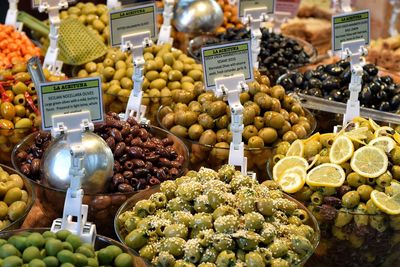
top-left (363, 64), bottom-right (379, 76)
top-left (376, 90), bottom-right (388, 101)
top-left (379, 101), bottom-right (391, 111)
top-left (320, 73), bottom-right (330, 81)
top-left (390, 94), bottom-right (400, 109)
top-left (308, 88), bottom-right (323, 97)
top-left (304, 70), bottom-right (314, 80)
top-left (316, 65), bottom-right (325, 72)
top-left (339, 68), bottom-right (351, 85)
top-left (381, 75), bottom-right (393, 84)
top-left (369, 82), bottom-right (381, 94)
top-left (308, 78), bottom-right (322, 89)
top-left (337, 60), bottom-right (350, 69)
top-left (362, 70), bottom-right (373, 83)
top-left (360, 86), bottom-right (372, 103)
top-left (329, 89), bottom-right (343, 102)
top-left (294, 73), bottom-right (304, 86)
top-left (325, 64), bottom-right (344, 76)
top-left (322, 77), bottom-right (341, 91)
top-left (278, 76), bottom-right (295, 91)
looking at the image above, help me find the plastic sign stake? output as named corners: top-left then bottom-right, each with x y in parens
top-left (157, 0), bottom-right (174, 45)
top-left (332, 10), bottom-right (370, 52)
top-left (38, 0), bottom-right (68, 75)
top-left (332, 0), bottom-right (352, 14)
top-left (272, 11), bottom-right (291, 33)
top-left (389, 0), bottom-right (400, 37)
top-left (342, 39), bottom-right (367, 125)
top-left (109, 2), bottom-right (157, 123)
top-left (5, 0), bottom-right (23, 31)
top-left (32, 0), bottom-right (75, 9)
top-left (107, 0), bottom-right (121, 9)
top-left (201, 40), bottom-right (254, 176)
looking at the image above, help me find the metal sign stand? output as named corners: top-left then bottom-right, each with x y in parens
top-left (120, 32), bottom-right (152, 123)
top-left (38, 0), bottom-right (68, 75)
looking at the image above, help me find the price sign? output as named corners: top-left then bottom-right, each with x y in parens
top-left (201, 40), bottom-right (253, 90)
top-left (332, 9), bottom-right (370, 51)
top-left (37, 77), bottom-right (104, 130)
top-left (238, 0), bottom-right (275, 17)
top-left (109, 2), bottom-right (157, 47)
top-left (31, 0), bottom-right (75, 9)
top-left (275, 0), bottom-right (300, 17)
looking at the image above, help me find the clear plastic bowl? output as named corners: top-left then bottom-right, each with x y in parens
top-left (114, 185), bottom-right (321, 267)
top-left (0, 227), bottom-right (147, 266)
top-left (266, 161), bottom-right (400, 267)
top-left (0, 164), bottom-right (35, 232)
top-left (157, 105), bottom-right (316, 180)
top-left (11, 126), bottom-right (189, 237)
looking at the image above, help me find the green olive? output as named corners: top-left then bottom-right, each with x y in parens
top-left (282, 131), bottom-right (298, 143)
top-left (199, 130), bottom-right (217, 146)
top-left (170, 125), bottom-right (188, 138)
top-left (258, 128), bottom-right (278, 144)
top-left (188, 124), bottom-right (204, 140)
top-left (198, 113), bottom-right (214, 129)
top-left (248, 136), bottom-right (264, 149)
top-left (264, 111), bottom-right (285, 129)
top-left (243, 125), bottom-right (258, 142)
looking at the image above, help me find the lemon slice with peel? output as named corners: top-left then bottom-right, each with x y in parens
top-left (374, 126), bottom-right (395, 138)
top-left (286, 140), bottom-right (304, 157)
top-left (368, 118), bottom-right (380, 131)
top-left (305, 132), bottom-right (321, 143)
top-left (329, 135), bottom-right (354, 164)
top-left (280, 166), bottom-right (307, 181)
top-left (306, 163), bottom-right (345, 187)
top-left (371, 190), bottom-right (400, 215)
top-left (393, 132), bottom-right (400, 145)
top-left (342, 127), bottom-right (369, 144)
top-left (278, 171), bottom-right (305, 194)
top-left (368, 136), bottom-right (396, 153)
top-left (273, 156), bottom-right (309, 181)
top-left (350, 146), bottom-right (388, 178)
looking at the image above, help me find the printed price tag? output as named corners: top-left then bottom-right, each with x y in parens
top-left (109, 2), bottom-right (157, 47)
top-left (275, 0), bottom-right (300, 17)
top-left (38, 77), bottom-right (104, 130)
top-left (32, 0), bottom-right (76, 9)
top-left (332, 9), bottom-right (370, 51)
top-left (201, 40), bottom-right (254, 90)
top-left (238, 0), bottom-right (275, 17)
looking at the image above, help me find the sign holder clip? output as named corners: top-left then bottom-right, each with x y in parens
top-left (5, 0), bottom-right (23, 31)
top-left (332, 0), bottom-right (352, 13)
top-left (271, 11), bottom-right (290, 34)
top-left (213, 74), bottom-right (255, 178)
top-left (120, 31), bottom-right (152, 124)
top-left (242, 7), bottom-right (268, 69)
top-left (38, 0), bottom-right (68, 76)
top-left (107, 0), bottom-right (121, 9)
top-left (157, 0), bottom-right (174, 45)
top-left (50, 110), bottom-right (96, 245)
top-left (341, 39), bottom-right (367, 125)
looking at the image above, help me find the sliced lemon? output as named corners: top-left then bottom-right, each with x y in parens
top-left (393, 132), bottom-right (400, 145)
top-left (370, 190), bottom-right (400, 215)
top-left (278, 171), bottom-right (305, 194)
top-left (280, 166), bottom-right (307, 181)
top-left (374, 126), bottom-right (395, 138)
top-left (306, 163), bottom-right (345, 187)
top-left (272, 156), bottom-right (309, 181)
top-left (286, 140), bottom-right (304, 157)
top-left (350, 146), bottom-right (388, 178)
top-left (305, 132), bottom-right (321, 143)
top-left (368, 136), bottom-right (396, 153)
top-left (368, 118), bottom-right (380, 131)
top-left (343, 127), bottom-right (369, 144)
top-left (329, 135), bottom-right (354, 164)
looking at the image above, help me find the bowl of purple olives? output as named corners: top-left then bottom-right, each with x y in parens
top-left (11, 112), bottom-right (189, 237)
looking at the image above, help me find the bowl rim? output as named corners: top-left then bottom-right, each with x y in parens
top-left (156, 104), bottom-right (317, 151)
top-left (0, 163), bottom-right (36, 232)
top-left (113, 184), bottom-right (321, 266)
top-left (11, 125), bottom-right (190, 197)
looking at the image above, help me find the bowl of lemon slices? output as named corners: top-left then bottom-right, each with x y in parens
top-left (267, 117), bottom-right (400, 267)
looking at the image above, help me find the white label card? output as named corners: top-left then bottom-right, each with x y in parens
top-left (109, 2), bottom-right (157, 47)
top-left (38, 77), bottom-right (104, 130)
top-left (238, 0), bottom-right (275, 17)
top-left (275, 0), bottom-right (300, 17)
top-left (332, 9), bottom-right (370, 51)
top-left (32, 0), bottom-right (76, 9)
top-left (201, 40), bottom-right (254, 90)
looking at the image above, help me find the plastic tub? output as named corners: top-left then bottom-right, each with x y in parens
top-left (0, 228), bottom-right (147, 266)
top-left (157, 106), bottom-right (316, 180)
top-left (11, 126), bottom-right (189, 237)
top-left (0, 164), bottom-right (35, 232)
top-left (114, 185), bottom-right (320, 267)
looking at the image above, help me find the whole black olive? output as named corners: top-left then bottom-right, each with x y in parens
top-left (278, 76), bottom-right (295, 91)
top-left (339, 68), bottom-right (351, 85)
top-left (308, 78), bottom-right (322, 89)
top-left (322, 77), bottom-right (340, 91)
top-left (329, 89), bottom-right (343, 102)
top-left (376, 90), bottom-right (388, 101)
top-left (381, 75), bottom-right (393, 84)
top-left (369, 82), bottom-right (381, 94)
top-left (360, 86), bottom-right (372, 103)
top-left (304, 70), bottom-right (315, 80)
top-left (307, 88), bottom-right (323, 97)
top-left (320, 73), bottom-right (330, 81)
top-left (363, 63), bottom-right (379, 76)
top-left (379, 102), bottom-right (391, 111)
top-left (390, 94), bottom-right (400, 109)
top-left (337, 60), bottom-right (350, 69)
top-left (325, 64), bottom-right (344, 76)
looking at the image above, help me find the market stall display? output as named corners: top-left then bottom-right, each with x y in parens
top-left (267, 118), bottom-right (400, 267)
top-left (115, 165), bottom-right (320, 266)
top-left (11, 114), bottom-right (188, 236)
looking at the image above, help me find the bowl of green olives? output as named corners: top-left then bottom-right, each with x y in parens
top-left (114, 165), bottom-right (320, 267)
top-left (0, 164), bottom-right (35, 232)
top-left (0, 227), bottom-right (147, 266)
top-left (11, 120), bottom-right (189, 238)
top-left (74, 44), bottom-right (204, 125)
top-left (266, 118), bottom-right (400, 267)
